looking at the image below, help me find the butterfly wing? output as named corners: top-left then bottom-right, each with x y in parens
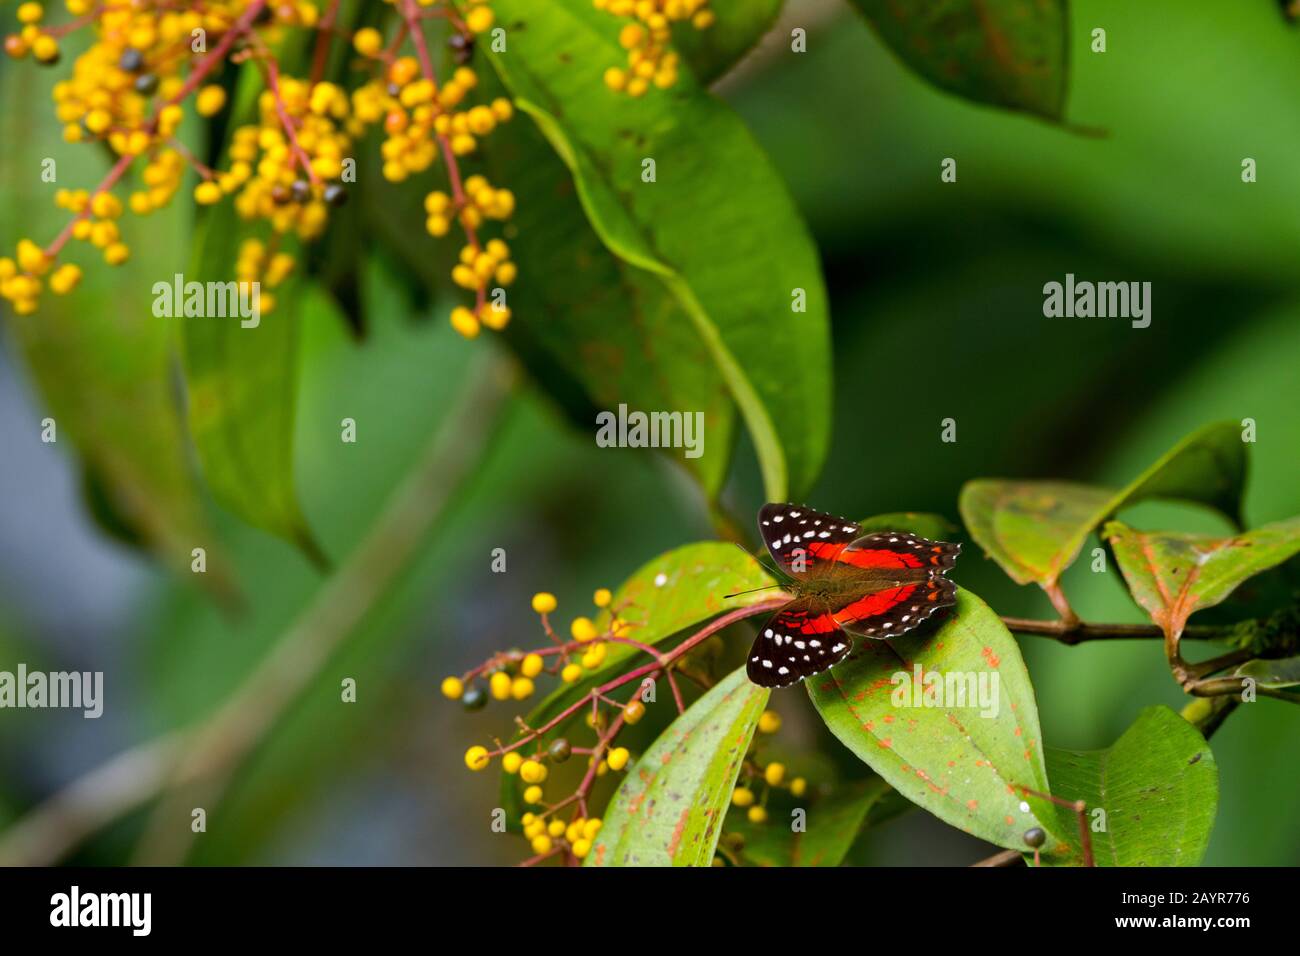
top-left (758, 503), bottom-right (862, 578)
top-left (832, 531), bottom-right (961, 638)
top-left (746, 598), bottom-right (853, 688)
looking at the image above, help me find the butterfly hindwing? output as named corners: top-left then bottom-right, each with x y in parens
top-left (758, 503), bottom-right (862, 578)
top-left (746, 598), bottom-right (853, 689)
top-left (837, 571), bottom-right (957, 638)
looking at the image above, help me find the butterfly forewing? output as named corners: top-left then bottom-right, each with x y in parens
top-left (758, 503), bottom-right (862, 578)
top-left (746, 598), bottom-right (853, 689)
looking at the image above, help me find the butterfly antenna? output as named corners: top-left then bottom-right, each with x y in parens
top-left (722, 583), bottom-right (784, 600)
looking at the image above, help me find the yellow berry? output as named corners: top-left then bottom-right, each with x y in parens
top-left (603, 67), bottom-right (627, 92)
top-left (479, 304), bottom-right (510, 331)
top-left (31, 34), bottom-right (58, 63)
top-left (547, 818), bottom-right (566, 838)
top-left (530, 834), bottom-right (552, 855)
top-left (464, 745), bottom-right (490, 771)
top-left (623, 700), bottom-right (646, 725)
top-left (593, 588), bottom-right (612, 608)
top-left (510, 676), bottom-right (534, 700)
top-left (48, 263), bottom-right (81, 295)
top-left (16, 3), bottom-right (43, 25)
top-left (731, 786), bottom-right (755, 808)
top-left (764, 763), bottom-right (786, 787)
top-left (523, 785), bottom-right (543, 804)
top-left (581, 644), bottom-right (606, 669)
top-left (440, 676), bottom-right (464, 699)
top-left (489, 670), bottom-right (511, 700)
top-left (521, 653), bottom-right (544, 678)
top-left (520, 759), bottom-right (547, 784)
top-left (466, 5), bottom-right (494, 32)
top-left (790, 777), bottom-right (807, 798)
top-left (502, 752), bottom-right (523, 775)
top-left (530, 591), bottom-right (556, 615)
top-left (583, 818), bottom-right (602, 839)
top-left (747, 805), bottom-right (768, 824)
top-left (606, 747), bottom-right (630, 771)
top-left (103, 243), bottom-right (130, 266)
top-left (449, 306), bottom-right (479, 338)
top-left (757, 710), bottom-right (782, 734)
top-left (194, 181), bottom-right (223, 205)
top-left (561, 663), bottom-right (582, 683)
top-left (195, 85), bottom-right (227, 117)
top-left (572, 838), bottom-right (592, 858)
top-left (353, 27), bottom-right (384, 57)
top-left (571, 617), bottom-right (599, 642)
top-left (16, 239), bottom-right (48, 274)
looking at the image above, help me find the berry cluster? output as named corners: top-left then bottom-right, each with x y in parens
top-left (595, 0), bottom-right (714, 96)
top-left (443, 587), bottom-right (644, 863)
top-left (1, 0), bottom-right (513, 337)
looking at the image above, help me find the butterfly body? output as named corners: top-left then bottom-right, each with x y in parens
top-left (746, 503), bottom-right (961, 688)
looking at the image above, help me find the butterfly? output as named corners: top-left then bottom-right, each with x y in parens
top-left (744, 503), bottom-right (961, 688)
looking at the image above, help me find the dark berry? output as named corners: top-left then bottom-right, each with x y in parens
top-left (119, 48), bottom-right (144, 72)
top-left (461, 686), bottom-right (486, 711)
top-left (547, 738), bottom-right (572, 763)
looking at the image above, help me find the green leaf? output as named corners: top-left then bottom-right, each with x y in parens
top-left (474, 71), bottom-right (736, 497)
top-left (673, 0), bottom-right (784, 85)
top-left (484, 0), bottom-right (832, 501)
top-left (500, 541), bottom-right (778, 826)
top-left (587, 666), bottom-right (769, 866)
top-left (724, 777), bottom-right (895, 867)
top-left (807, 588), bottom-right (1057, 852)
top-left (1235, 655), bottom-right (1300, 689)
top-left (1036, 706), bottom-right (1218, 866)
top-left (0, 57), bottom-right (231, 596)
top-left (847, 0), bottom-right (1069, 120)
top-left (1103, 516), bottom-right (1300, 640)
top-left (960, 422), bottom-right (1247, 590)
top-left (858, 512), bottom-right (960, 540)
top-left (180, 206), bottom-right (325, 565)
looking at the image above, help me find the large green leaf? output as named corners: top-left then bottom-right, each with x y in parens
top-left (847, 0), bottom-right (1069, 120)
top-left (723, 776), bottom-right (894, 867)
top-left (0, 56), bottom-right (229, 595)
top-left (1035, 706), bottom-right (1218, 866)
top-left (181, 196), bottom-right (326, 565)
top-left (960, 422), bottom-right (1247, 590)
top-left (475, 72), bottom-right (735, 497)
top-left (176, 58), bottom-right (325, 565)
top-left (1103, 515), bottom-right (1300, 640)
top-left (484, 0), bottom-right (832, 501)
top-left (500, 542), bottom-right (778, 826)
top-left (587, 666), bottom-right (769, 866)
top-left (808, 588), bottom-right (1058, 851)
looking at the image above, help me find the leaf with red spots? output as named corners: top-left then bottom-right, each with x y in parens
top-left (960, 422), bottom-right (1246, 594)
top-left (587, 667), bottom-right (769, 867)
top-left (1030, 706), bottom-right (1218, 866)
top-left (847, 0), bottom-right (1069, 120)
top-left (1103, 516), bottom-right (1300, 641)
top-left (807, 588), bottom-right (1060, 853)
